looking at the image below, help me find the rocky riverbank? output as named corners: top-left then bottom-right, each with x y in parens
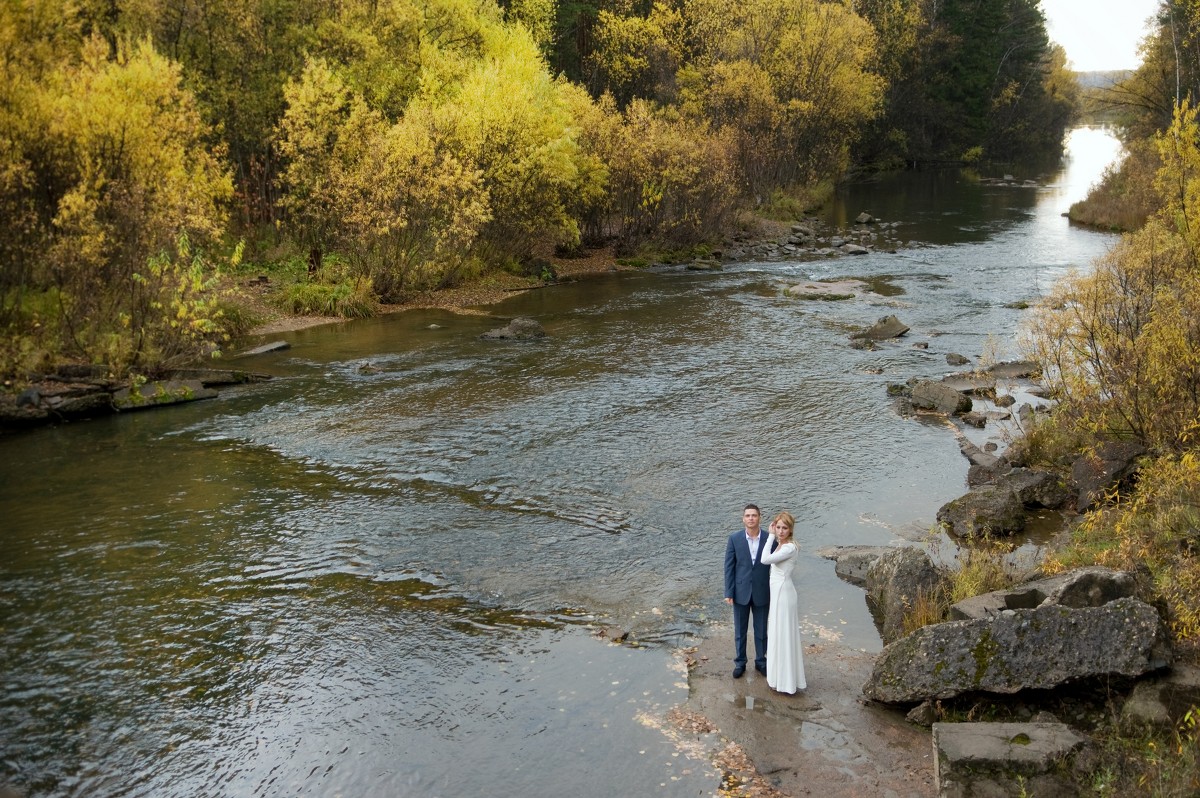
top-left (0, 365), bottom-right (272, 432)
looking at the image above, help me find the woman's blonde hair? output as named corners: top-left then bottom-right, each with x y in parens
top-left (773, 511), bottom-right (795, 532)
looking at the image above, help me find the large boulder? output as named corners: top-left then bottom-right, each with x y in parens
top-left (949, 567), bottom-right (1137, 621)
top-left (933, 722), bottom-right (1091, 798)
top-left (937, 484), bottom-right (1026, 537)
top-left (997, 467), bottom-right (1071, 510)
top-left (912, 380), bottom-right (973, 414)
top-left (865, 547), bottom-right (944, 645)
top-left (850, 314), bottom-right (909, 342)
top-left (863, 597), bottom-right (1172, 704)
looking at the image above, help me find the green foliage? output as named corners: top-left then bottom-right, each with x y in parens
top-left (866, 0), bottom-right (1075, 165)
top-left (0, 15), bottom-right (237, 378)
top-left (276, 255), bottom-right (378, 317)
top-left (278, 280), bottom-right (378, 318)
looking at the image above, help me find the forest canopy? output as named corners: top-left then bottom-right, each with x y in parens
top-left (0, 0), bottom-right (1075, 379)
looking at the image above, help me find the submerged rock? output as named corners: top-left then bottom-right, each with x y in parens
top-left (481, 317), bottom-right (547, 340)
top-left (850, 314), bottom-right (909, 342)
top-left (237, 340), bottom-right (290, 357)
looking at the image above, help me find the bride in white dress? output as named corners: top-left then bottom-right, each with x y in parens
top-left (761, 512), bottom-right (806, 694)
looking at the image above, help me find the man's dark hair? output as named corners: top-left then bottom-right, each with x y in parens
top-left (744, 504), bottom-right (760, 512)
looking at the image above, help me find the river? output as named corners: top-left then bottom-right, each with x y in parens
top-left (0, 127), bottom-right (1123, 797)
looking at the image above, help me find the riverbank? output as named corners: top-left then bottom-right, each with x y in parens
top-left (244, 245), bottom-right (635, 336)
top-left (241, 218), bottom-right (804, 337)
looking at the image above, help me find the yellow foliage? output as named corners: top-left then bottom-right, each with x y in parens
top-left (1024, 170), bottom-right (1200, 453)
top-left (0, 22), bottom-right (235, 373)
top-left (570, 94), bottom-right (739, 248)
top-left (591, 2), bottom-right (684, 106)
top-left (681, 0), bottom-right (882, 191)
top-left (1048, 453), bottom-right (1200, 652)
top-left (278, 57), bottom-right (492, 297)
top-left (425, 22), bottom-right (589, 261)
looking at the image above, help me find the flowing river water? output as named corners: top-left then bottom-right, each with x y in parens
top-left (1, 127), bottom-right (1123, 797)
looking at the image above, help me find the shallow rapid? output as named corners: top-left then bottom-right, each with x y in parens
top-left (0, 127), bottom-right (1122, 796)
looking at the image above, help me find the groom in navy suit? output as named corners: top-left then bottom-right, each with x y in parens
top-left (724, 504), bottom-right (773, 678)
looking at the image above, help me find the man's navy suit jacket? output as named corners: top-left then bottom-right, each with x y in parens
top-left (724, 531), bottom-right (772, 606)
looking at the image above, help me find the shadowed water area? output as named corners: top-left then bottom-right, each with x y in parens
top-left (0, 127), bottom-right (1122, 797)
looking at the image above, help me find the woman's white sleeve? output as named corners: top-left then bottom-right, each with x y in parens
top-left (760, 542), bottom-right (795, 564)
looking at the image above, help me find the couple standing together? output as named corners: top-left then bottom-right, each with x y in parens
top-left (723, 504), bottom-right (806, 694)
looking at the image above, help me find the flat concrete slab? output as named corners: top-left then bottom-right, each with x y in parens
top-left (933, 721), bottom-right (1089, 797)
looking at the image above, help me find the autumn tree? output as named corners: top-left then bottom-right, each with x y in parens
top-left (592, 0), bottom-right (882, 197)
top-left (1025, 102), bottom-right (1200, 452)
top-left (874, 0), bottom-right (1074, 164)
top-left (425, 24), bottom-right (596, 265)
top-left (568, 91), bottom-right (739, 249)
top-left (0, 6), bottom-right (235, 377)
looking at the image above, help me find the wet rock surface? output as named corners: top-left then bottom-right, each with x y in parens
top-left (0, 368), bottom-right (271, 432)
top-left (480, 316), bottom-right (547, 340)
top-left (684, 627), bottom-right (935, 797)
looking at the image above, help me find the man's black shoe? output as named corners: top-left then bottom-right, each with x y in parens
top-left (755, 664), bottom-right (767, 676)
top-left (732, 666), bottom-right (745, 678)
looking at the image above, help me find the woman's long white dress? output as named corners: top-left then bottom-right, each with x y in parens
top-left (761, 538), bottom-right (806, 693)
